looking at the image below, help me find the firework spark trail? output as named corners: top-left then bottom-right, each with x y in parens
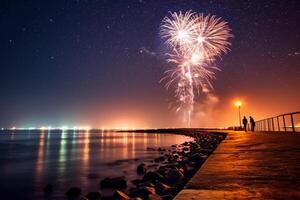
top-left (160, 10), bottom-right (232, 126)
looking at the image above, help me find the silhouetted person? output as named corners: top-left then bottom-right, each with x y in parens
top-left (242, 116), bottom-right (248, 132)
top-left (250, 116), bottom-right (255, 131)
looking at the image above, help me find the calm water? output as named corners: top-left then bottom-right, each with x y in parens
top-left (0, 131), bottom-right (193, 199)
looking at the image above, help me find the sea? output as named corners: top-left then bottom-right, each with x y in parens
top-left (0, 130), bottom-right (193, 199)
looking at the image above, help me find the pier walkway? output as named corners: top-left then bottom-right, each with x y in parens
top-left (175, 131), bottom-right (300, 200)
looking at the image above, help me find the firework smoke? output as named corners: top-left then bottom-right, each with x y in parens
top-left (160, 11), bottom-right (232, 127)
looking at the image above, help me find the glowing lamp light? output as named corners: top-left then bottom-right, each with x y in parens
top-left (235, 101), bottom-right (242, 107)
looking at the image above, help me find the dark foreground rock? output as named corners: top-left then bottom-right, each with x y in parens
top-left (137, 163), bottom-right (147, 174)
top-left (66, 187), bottom-right (81, 198)
top-left (129, 186), bottom-right (156, 199)
top-left (142, 171), bottom-right (165, 183)
top-left (112, 190), bottom-right (130, 200)
top-left (100, 176), bottom-right (127, 189)
top-left (86, 192), bottom-right (102, 200)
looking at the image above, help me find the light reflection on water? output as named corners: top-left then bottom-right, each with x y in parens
top-left (0, 131), bottom-right (193, 199)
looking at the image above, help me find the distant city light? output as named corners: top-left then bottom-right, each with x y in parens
top-left (39, 126), bottom-right (47, 131)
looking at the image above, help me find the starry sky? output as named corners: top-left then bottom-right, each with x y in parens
top-left (0, 0), bottom-right (299, 128)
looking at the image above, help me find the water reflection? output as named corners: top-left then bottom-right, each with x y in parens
top-left (0, 131), bottom-right (193, 199)
top-left (58, 131), bottom-right (67, 180)
top-left (82, 131), bottom-right (90, 189)
top-left (35, 132), bottom-right (45, 184)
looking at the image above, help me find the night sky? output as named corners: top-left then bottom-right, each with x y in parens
top-left (0, 0), bottom-right (299, 128)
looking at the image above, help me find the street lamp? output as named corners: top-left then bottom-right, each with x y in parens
top-left (235, 101), bottom-right (242, 128)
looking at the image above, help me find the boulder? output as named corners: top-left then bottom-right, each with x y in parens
top-left (188, 153), bottom-right (206, 164)
top-left (161, 195), bottom-right (174, 200)
top-left (86, 192), bottom-right (102, 200)
top-left (137, 163), bottom-right (147, 174)
top-left (148, 194), bottom-right (163, 200)
top-left (112, 190), bottom-right (130, 200)
top-left (129, 186), bottom-right (155, 199)
top-left (142, 171), bottom-right (165, 183)
top-left (184, 166), bottom-right (197, 178)
top-left (158, 156), bottom-right (165, 162)
top-left (155, 182), bottom-right (171, 195)
top-left (100, 176), bottom-right (127, 189)
top-left (66, 187), bottom-right (81, 198)
top-left (157, 147), bottom-right (166, 151)
top-left (132, 179), bottom-right (143, 185)
top-left (166, 169), bottom-right (184, 184)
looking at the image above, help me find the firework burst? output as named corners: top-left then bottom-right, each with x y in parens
top-left (160, 10), bottom-right (232, 126)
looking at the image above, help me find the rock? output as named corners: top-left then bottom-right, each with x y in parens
top-left (154, 158), bottom-right (160, 163)
top-left (43, 184), bottom-right (53, 194)
top-left (135, 181), bottom-right (155, 188)
top-left (148, 194), bottom-right (163, 200)
top-left (137, 163), bottom-right (147, 174)
top-left (148, 164), bottom-right (159, 168)
top-left (86, 192), bottom-right (102, 200)
top-left (66, 187), bottom-right (81, 198)
top-left (188, 153), bottom-right (206, 167)
top-left (142, 171), bottom-right (165, 183)
top-left (155, 182), bottom-right (171, 195)
top-left (157, 147), bottom-right (166, 151)
top-left (129, 186), bottom-right (155, 199)
top-left (182, 147), bottom-right (189, 151)
top-left (112, 190), bottom-right (130, 200)
top-left (132, 179), bottom-right (143, 185)
top-left (100, 176), bottom-right (127, 189)
top-left (161, 195), bottom-right (174, 200)
top-left (158, 156), bottom-right (165, 162)
top-left (184, 165), bottom-right (197, 177)
top-left (166, 169), bottom-right (184, 184)
top-left (188, 153), bottom-right (202, 161)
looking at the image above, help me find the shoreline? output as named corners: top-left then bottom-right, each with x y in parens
top-left (57, 130), bottom-right (227, 200)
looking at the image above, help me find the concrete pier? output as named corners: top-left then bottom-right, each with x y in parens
top-left (175, 131), bottom-right (300, 200)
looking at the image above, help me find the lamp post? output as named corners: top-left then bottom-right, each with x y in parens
top-left (235, 101), bottom-right (242, 128)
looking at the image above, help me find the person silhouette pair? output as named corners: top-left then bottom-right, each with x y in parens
top-left (242, 116), bottom-right (255, 131)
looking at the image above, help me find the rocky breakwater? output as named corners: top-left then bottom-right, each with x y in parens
top-left (44, 131), bottom-right (226, 200)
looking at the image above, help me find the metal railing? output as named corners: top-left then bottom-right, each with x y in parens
top-left (255, 111), bottom-right (300, 132)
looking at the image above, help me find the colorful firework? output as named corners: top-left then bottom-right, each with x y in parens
top-left (160, 11), bottom-right (232, 126)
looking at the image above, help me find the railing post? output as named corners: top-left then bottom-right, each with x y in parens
top-left (272, 118), bottom-right (275, 131)
top-left (291, 114), bottom-right (295, 133)
top-left (283, 115), bottom-right (287, 132)
top-left (277, 116), bottom-right (280, 131)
